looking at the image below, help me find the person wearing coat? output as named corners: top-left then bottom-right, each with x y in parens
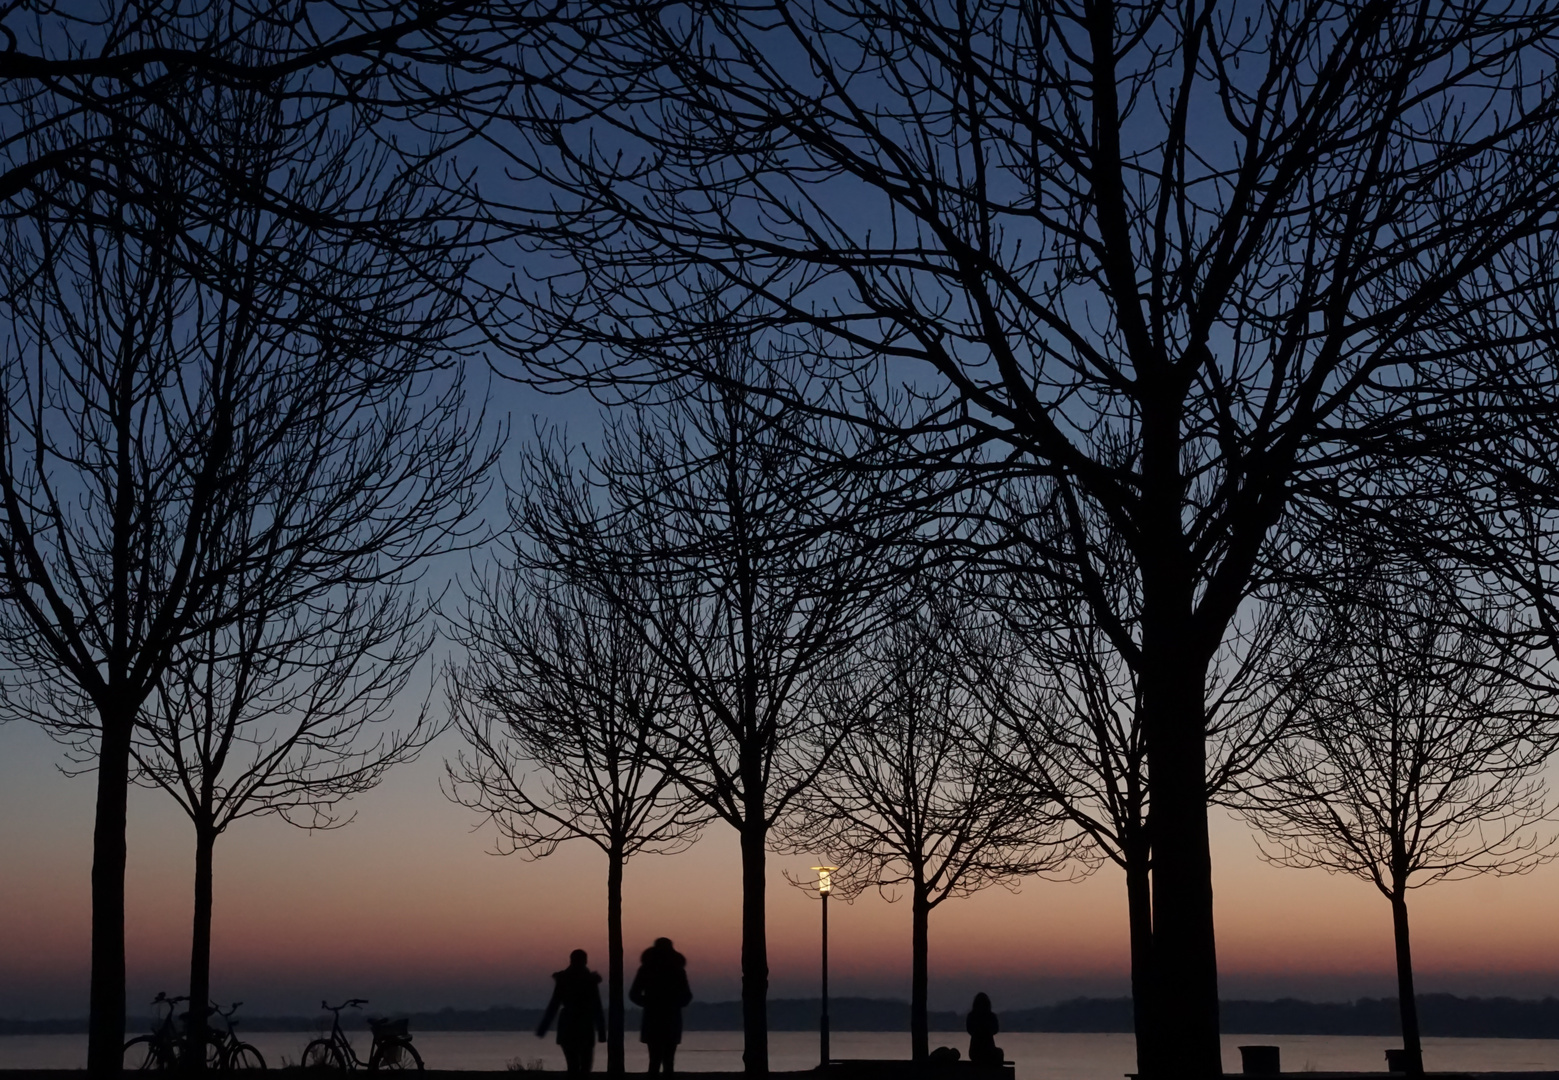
top-left (966, 992), bottom-right (1003, 1066)
top-left (628, 938), bottom-right (693, 1075)
top-left (537, 949), bottom-right (607, 1074)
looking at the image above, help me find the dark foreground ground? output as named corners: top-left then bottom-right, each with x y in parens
top-left (0, 1073), bottom-right (830, 1079)
top-left (0, 1061), bottom-right (1007, 1078)
top-left (9, 1065), bottom-right (1559, 1072)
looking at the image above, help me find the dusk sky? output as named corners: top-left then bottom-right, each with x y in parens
top-left (5, 9), bottom-right (1559, 1035)
top-left (14, 27), bottom-right (1559, 1080)
top-left (5, 677), bottom-right (1559, 1020)
top-left (1, 171), bottom-right (1557, 1028)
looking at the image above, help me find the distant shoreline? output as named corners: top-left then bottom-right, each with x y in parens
top-left (6, 994), bottom-right (1559, 1039)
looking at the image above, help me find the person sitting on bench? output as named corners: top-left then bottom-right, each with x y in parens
top-left (966, 993), bottom-right (1004, 1066)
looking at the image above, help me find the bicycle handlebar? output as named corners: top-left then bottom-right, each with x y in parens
top-left (322, 999), bottom-right (369, 1012)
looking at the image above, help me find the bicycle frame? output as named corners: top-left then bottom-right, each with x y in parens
top-left (124, 993), bottom-right (190, 1070)
top-left (206, 1001), bottom-right (254, 1066)
top-left (304, 999), bottom-right (420, 1071)
top-left (325, 1004), bottom-right (370, 1068)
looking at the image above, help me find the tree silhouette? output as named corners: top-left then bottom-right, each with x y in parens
top-left (0, 3), bottom-right (497, 220)
top-left (784, 599), bottom-right (1081, 1062)
top-left (961, 567), bottom-right (1157, 1066)
top-left (516, 339), bottom-right (921, 1073)
top-left (477, 6), bottom-right (1559, 1070)
top-left (1241, 568), bottom-right (1558, 1078)
top-left (955, 487), bottom-right (1319, 1074)
top-left (0, 28), bottom-right (488, 1068)
top-left (445, 567), bottom-right (707, 1075)
top-left (129, 546), bottom-right (442, 1069)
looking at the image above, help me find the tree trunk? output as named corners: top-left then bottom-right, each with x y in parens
top-left (1125, 839), bottom-right (1157, 1078)
top-left (910, 887), bottom-right (930, 1063)
top-left (88, 710), bottom-right (134, 1074)
top-left (739, 821), bottom-right (769, 1074)
top-left (187, 821), bottom-right (217, 1072)
top-left (1390, 890), bottom-right (1424, 1077)
top-left (1141, 623), bottom-right (1220, 1079)
top-left (1133, 354), bottom-right (1222, 1080)
top-left (607, 847), bottom-right (626, 1075)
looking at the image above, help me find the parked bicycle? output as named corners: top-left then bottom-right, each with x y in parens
top-left (205, 1000), bottom-right (267, 1069)
top-left (123, 992), bottom-right (186, 1070)
top-left (301, 999), bottom-right (424, 1071)
top-left (123, 993), bottom-right (268, 1070)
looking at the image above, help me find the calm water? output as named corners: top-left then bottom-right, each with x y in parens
top-left (5, 1030), bottom-right (1559, 1076)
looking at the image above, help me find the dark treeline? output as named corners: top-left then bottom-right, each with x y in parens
top-left (15, 995), bottom-right (1559, 1038)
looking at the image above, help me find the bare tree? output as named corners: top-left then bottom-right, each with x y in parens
top-left (0, 36), bottom-right (488, 1068)
top-left (130, 538), bottom-right (442, 1069)
top-left (954, 488), bottom-right (1321, 1073)
top-left (784, 600), bottom-right (1081, 1062)
top-left (445, 566), bottom-right (706, 1075)
top-left (0, 3), bottom-right (504, 217)
top-left (1241, 569), bottom-right (1558, 1077)
top-left (463, 5), bottom-right (1559, 1070)
top-left (959, 573), bottom-right (1157, 1064)
top-left (517, 340), bottom-right (921, 1073)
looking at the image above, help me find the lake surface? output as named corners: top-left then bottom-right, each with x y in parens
top-left (6, 1030), bottom-right (1559, 1076)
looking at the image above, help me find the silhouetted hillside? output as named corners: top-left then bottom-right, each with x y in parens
top-left (8, 994), bottom-right (1559, 1037)
top-left (998, 995), bottom-right (1559, 1037)
top-left (993, 996), bottom-right (1559, 1037)
top-left (1220, 995), bottom-right (1559, 1039)
top-left (680, 998), bottom-right (960, 1032)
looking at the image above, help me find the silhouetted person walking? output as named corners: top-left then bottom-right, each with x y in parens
top-left (628, 938), bottom-right (692, 1075)
top-left (538, 949), bottom-right (607, 1074)
top-left (966, 993), bottom-right (1003, 1067)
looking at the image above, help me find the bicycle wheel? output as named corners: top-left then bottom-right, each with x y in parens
top-left (226, 1042), bottom-right (267, 1069)
top-left (204, 1037), bottom-right (226, 1070)
top-left (123, 1034), bottom-right (172, 1070)
top-left (369, 1039), bottom-right (423, 1071)
top-left (302, 1039), bottom-right (347, 1070)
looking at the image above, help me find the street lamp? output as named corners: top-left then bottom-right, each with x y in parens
top-left (813, 866), bottom-right (837, 1069)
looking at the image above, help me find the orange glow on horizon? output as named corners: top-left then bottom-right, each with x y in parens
top-left (6, 739), bottom-right (1559, 1017)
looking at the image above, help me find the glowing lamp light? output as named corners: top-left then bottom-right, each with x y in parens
top-left (813, 865), bottom-right (837, 895)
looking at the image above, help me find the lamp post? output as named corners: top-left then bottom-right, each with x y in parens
top-left (813, 866), bottom-right (836, 1069)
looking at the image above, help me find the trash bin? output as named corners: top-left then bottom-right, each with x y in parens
top-left (1238, 1045), bottom-right (1281, 1075)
